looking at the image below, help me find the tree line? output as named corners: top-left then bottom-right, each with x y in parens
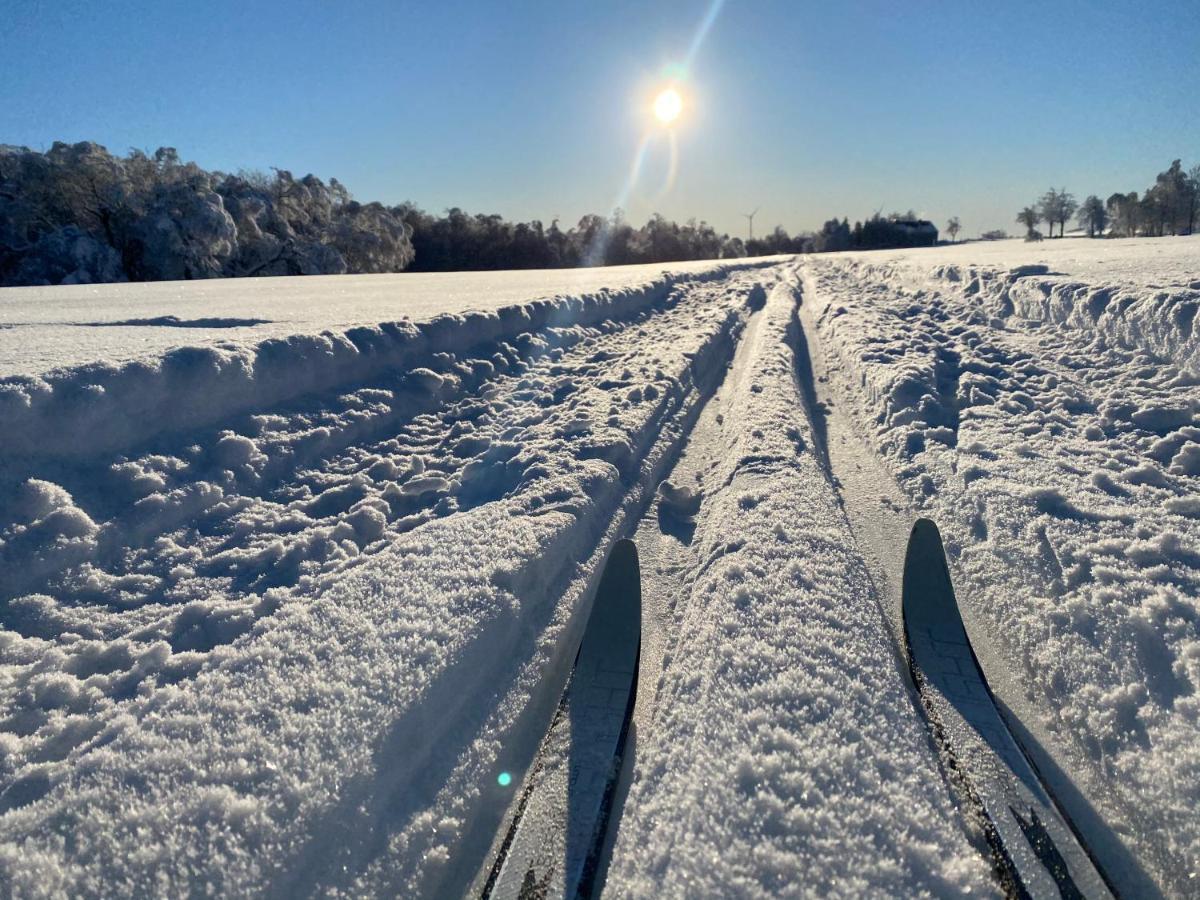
top-left (0, 142), bottom-right (414, 286)
top-left (1, 142), bottom-right (948, 287)
top-left (1016, 159), bottom-right (1200, 240)
top-left (745, 211), bottom-right (938, 255)
top-left (5, 143), bottom-right (1198, 287)
top-left (0, 142), bottom-right (767, 286)
top-left (397, 206), bottom-right (746, 271)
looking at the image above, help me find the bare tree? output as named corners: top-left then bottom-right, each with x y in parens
top-left (946, 216), bottom-right (961, 242)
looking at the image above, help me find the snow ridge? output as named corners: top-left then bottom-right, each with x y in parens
top-left (931, 261), bottom-right (1200, 375)
top-left (0, 262), bottom-right (764, 460)
top-left (605, 275), bottom-right (994, 897)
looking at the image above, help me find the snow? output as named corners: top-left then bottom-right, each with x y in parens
top-left (0, 261), bottom-right (772, 896)
top-left (0, 261), bottom-right (771, 459)
top-left (2, 236), bottom-right (1199, 897)
top-left (805, 234), bottom-right (1200, 897)
top-left (603, 277), bottom-right (992, 896)
top-left (0, 258), bottom-right (768, 378)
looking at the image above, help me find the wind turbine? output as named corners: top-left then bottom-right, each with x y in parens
top-left (743, 207), bottom-right (759, 242)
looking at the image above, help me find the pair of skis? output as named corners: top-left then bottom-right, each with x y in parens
top-left (479, 524), bottom-right (1116, 899)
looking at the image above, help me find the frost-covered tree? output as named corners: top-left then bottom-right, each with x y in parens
top-left (1037, 189), bottom-right (1059, 238)
top-left (12, 226), bottom-right (126, 285)
top-left (326, 201), bottom-right (414, 273)
top-left (1021, 159), bottom-right (1197, 241)
top-left (1152, 160), bottom-right (1190, 235)
top-left (1078, 195), bottom-right (1108, 238)
top-left (1037, 188), bottom-right (1076, 238)
top-left (1187, 165), bottom-right (1200, 235)
top-left (1, 142), bottom-right (139, 283)
top-left (1100, 160), bottom-right (1200, 238)
top-left (946, 216), bottom-right (961, 242)
top-left (1058, 190), bottom-right (1078, 237)
top-left (0, 143), bottom-right (416, 285)
top-left (1106, 192), bottom-right (1140, 237)
top-left (129, 179), bottom-right (238, 281)
top-left (1140, 186), bottom-right (1169, 237)
top-left (812, 218), bottom-right (852, 252)
top-left (1016, 206), bottom-right (1041, 240)
top-left (1045, 190), bottom-right (1076, 237)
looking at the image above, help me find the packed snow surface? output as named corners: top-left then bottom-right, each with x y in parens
top-left (1, 236), bottom-right (1199, 897)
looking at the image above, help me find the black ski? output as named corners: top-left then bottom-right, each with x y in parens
top-left (481, 538), bottom-right (641, 900)
top-left (903, 519), bottom-right (1115, 899)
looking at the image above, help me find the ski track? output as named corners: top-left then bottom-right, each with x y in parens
top-left (1, 236), bottom-right (1199, 897)
top-left (602, 275), bottom-right (994, 897)
top-left (804, 239), bottom-right (1200, 897)
top-left (0, 263), bottom-right (767, 896)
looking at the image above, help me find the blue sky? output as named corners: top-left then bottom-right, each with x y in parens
top-left (3, 0), bottom-right (1198, 239)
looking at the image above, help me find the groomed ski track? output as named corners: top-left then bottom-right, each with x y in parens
top-left (3, 239), bottom-right (1200, 897)
top-left (598, 275), bottom-right (994, 897)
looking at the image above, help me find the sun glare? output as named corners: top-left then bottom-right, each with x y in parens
top-left (653, 87), bottom-right (683, 125)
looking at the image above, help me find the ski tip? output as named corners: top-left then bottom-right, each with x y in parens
top-left (906, 517), bottom-right (942, 557)
top-left (598, 539), bottom-right (641, 613)
top-left (609, 538), bottom-right (639, 572)
top-left (901, 518), bottom-right (958, 632)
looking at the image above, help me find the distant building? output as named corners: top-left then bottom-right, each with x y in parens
top-left (891, 219), bottom-right (939, 246)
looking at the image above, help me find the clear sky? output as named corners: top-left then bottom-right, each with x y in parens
top-left (3, 0), bottom-right (1198, 239)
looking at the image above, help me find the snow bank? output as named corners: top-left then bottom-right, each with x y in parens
top-left (605, 276), bottom-right (993, 896)
top-left (0, 258), bottom-right (783, 378)
top-left (0, 263), bottom-right (761, 459)
top-left (933, 261), bottom-right (1200, 374)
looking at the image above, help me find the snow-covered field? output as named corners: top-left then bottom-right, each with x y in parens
top-left (1, 237), bottom-right (1198, 897)
top-left (0, 258), bottom-right (773, 378)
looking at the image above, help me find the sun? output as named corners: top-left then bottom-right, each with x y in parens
top-left (653, 87), bottom-right (683, 125)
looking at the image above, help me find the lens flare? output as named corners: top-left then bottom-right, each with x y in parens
top-left (497, 771), bottom-right (512, 787)
top-left (587, 0), bottom-right (723, 267)
top-left (653, 88), bottom-right (682, 124)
